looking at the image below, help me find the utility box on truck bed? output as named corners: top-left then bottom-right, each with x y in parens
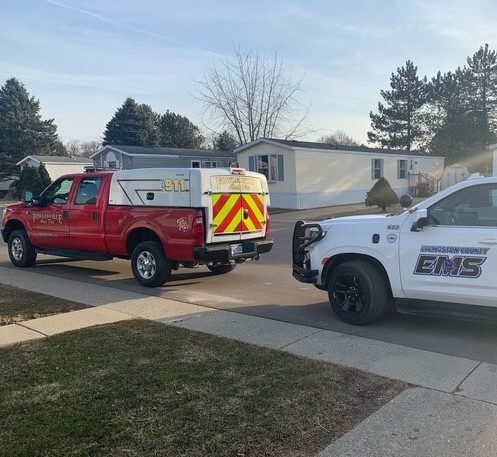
top-left (2, 167), bottom-right (273, 287)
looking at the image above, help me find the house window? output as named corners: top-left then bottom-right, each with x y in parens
top-left (107, 161), bottom-right (117, 168)
top-left (202, 161), bottom-right (212, 168)
top-left (398, 160), bottom-right (408, 179)
top-left (212, 161), bottom-right (217, 168)
top-left (248, 154), bottom-right (284, 182)
top-left (191, 160), bottom-right (200, 168)
top-left (372, 159), bottom-right (384, 179)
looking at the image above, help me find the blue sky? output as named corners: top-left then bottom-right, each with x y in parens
top-left (1, 0), bottom-right (496, 145)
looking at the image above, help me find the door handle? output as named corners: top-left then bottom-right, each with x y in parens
top-left (478, 238), bottom-right (497, 244)
top-left (62, 210), bottom-right (68, 221)
top-left (92, 212), bottom-right (98, 222)
top-left (243, 209), bottom-right (249, 219)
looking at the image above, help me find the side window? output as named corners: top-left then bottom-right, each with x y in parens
top-left (428, 184), bottom-right (497, 227)
top-left (250, 154), bottom-right (284, 181)
top-left (372, 159), bottom-right (384, 179)
top-left (75, 178), bottom-right (101, 205)
top-left (397, 160), bottom-right (408, 179)
top-left (43, 178), bottom-right (74, 205)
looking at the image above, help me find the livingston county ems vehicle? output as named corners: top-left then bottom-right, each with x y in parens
top-left (2, 167), bottom-right (272, 287)
top-left (292, 175), bottom-right (497, 325)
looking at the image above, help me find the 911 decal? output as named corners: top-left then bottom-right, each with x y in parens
top-left (414, 245), bottom-right (490, 278)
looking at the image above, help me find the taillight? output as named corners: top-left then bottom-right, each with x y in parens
top-left (192, 213), bottom-right (205, 245)
top-left (265, 213), bottom-right (271, 237)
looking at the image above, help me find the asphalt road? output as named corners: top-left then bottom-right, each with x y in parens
top-left (2, 205), bottom-right (497, 364)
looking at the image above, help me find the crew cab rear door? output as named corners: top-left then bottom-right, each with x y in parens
top-left (208, 172), bottom-right (267, 245)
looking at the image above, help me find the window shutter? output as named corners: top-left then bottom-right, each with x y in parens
top-left (248, 156), bottom-right (255, 172)
top-left (277, 154), bottom-right (284, 181)
top-left (371, 159), bottom-right (375, 179)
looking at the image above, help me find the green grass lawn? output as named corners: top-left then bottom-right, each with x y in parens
top-left (0, 284), bottom-right (90, 326)
top-left (0, 320), bottom-right (407, 457)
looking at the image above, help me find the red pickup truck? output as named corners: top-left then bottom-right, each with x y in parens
top-left (2, 167), bottom-right (273, 287)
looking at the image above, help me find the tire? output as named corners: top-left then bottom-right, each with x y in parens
top-left (131, 241), bottom-right (171, 287)
top-left (327, 260), bottom-right (387, 325)
top-left (207, 263), bottom-right (236, 275)
top-left (8, 230), bottom-right (37, 267)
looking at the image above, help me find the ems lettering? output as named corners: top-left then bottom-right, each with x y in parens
top-left (414, 254), bottom-right (486, 278)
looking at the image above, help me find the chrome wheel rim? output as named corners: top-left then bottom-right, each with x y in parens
top-left (136, 250), bottom-right (157, 279)
top-left (11, 237), bottom-right (23, 261)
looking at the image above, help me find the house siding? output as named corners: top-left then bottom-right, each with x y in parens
top-left (236, 140), bottom-right (445, 209)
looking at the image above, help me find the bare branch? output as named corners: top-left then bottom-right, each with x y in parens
top-left (194, 49), bottom-right (310, 144)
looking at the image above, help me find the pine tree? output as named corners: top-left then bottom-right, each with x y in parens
top-left (14, 165), bottom-right (48, 199)
top-left (368, 61), bottom-right (427, 150)
top-left (158, 110), bottom-right (205, 149)
top-left (365, 177), bottom-right (399, 212)
top-left (0, 78), bottom-right (59, 177)
top-left (103, 98), bottom-right (159, 146)
top-left (213, 130), bottom-right (238, 151)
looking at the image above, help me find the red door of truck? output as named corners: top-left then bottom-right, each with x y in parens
top-left (67, 175), bottom-right (108, 253)
top-left (28, 177), bottom-right (74, 249)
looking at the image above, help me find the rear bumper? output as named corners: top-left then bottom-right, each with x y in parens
top-left (194, 239), bottom-right (273, 263)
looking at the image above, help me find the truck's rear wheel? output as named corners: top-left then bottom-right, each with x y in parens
top-left (8, 230), bottom-right (37, 267)
top-left (207, 263), bottom-right (236, 274)
top-left (328, 260), bottom-right (387, 325)
top-left (131, 241), bottom-right (171, 287)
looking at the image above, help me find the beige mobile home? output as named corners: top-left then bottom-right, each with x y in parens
top-left (236, 139), bottom-right (445, 209)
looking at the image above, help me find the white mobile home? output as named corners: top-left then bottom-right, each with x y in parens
top-left (236, 139), bottom-right (445, 209)
top-left (16, 156), bottom-right (94, 181)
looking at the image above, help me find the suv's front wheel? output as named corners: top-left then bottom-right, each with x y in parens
top-left (328, 260), bottom-right (387, 325)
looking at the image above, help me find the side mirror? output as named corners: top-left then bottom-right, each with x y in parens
top-left (22, 191), bottom-right (33, 207)
top-left (399, 194), bottom-right (413, 208)
top-left (411, 209), bottom-right (429, 232)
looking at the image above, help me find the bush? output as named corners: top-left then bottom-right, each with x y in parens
top-left (13, 164), bottom-right (52, 199)
top-left (365, 177), bottom-right (399, 212)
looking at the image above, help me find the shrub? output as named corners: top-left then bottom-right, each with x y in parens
top-left (13, 164), bottom-right (52, 199)
top-left (365, 177), bottom-right (399, 212)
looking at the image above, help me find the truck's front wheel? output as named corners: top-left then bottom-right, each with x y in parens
top-left (8, 230), bottom-right (37, 267)
top-left (328, 260), bottom-right (387, 325)
top-left (131, 241), bottom-right (171, 287)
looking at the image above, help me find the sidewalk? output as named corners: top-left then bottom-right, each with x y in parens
top-left (1, 266), bottom-right (497, 455)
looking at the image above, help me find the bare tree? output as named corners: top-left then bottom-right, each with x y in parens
top-left (196, 49), bottom-right (309, 144)
top-left (65, 140), bottom-right (101, 157)
top-left (319, 130), bottom-right (359, 146)
top-left (79, 140), bottom-right (102, 157)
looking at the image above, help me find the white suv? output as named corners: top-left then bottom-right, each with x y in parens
top-left (292, 175), bottom-right (497, 324)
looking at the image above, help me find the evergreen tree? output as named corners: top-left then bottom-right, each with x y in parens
top-left (368, 61), bottom-right (427, 150)
top-left (0, 78), bottom-right (59, 177)
top-left (213, 130), bottom-right (238, 151)
top-left (365, 177), bottom-right (399, 212)
top-left (464, 43), bottom-right (497, 145)
top-left (14, 164), bottom-right (51, 199)
top-left (158, 110), bottom-right (205, 149)
top-left (103, 98), bottom-right (159, 146)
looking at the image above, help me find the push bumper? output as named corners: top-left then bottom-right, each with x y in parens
top-left (194, 239), bottom-right (273, 263)
top-left (291, 220), bottom-right (323, 284)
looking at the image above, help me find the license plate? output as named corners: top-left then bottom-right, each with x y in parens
top-left (231, 244), bottom-right (243, 256)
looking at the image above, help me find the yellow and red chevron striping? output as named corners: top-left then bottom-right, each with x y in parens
top-left (212, 193), bottom-right (265, 235)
